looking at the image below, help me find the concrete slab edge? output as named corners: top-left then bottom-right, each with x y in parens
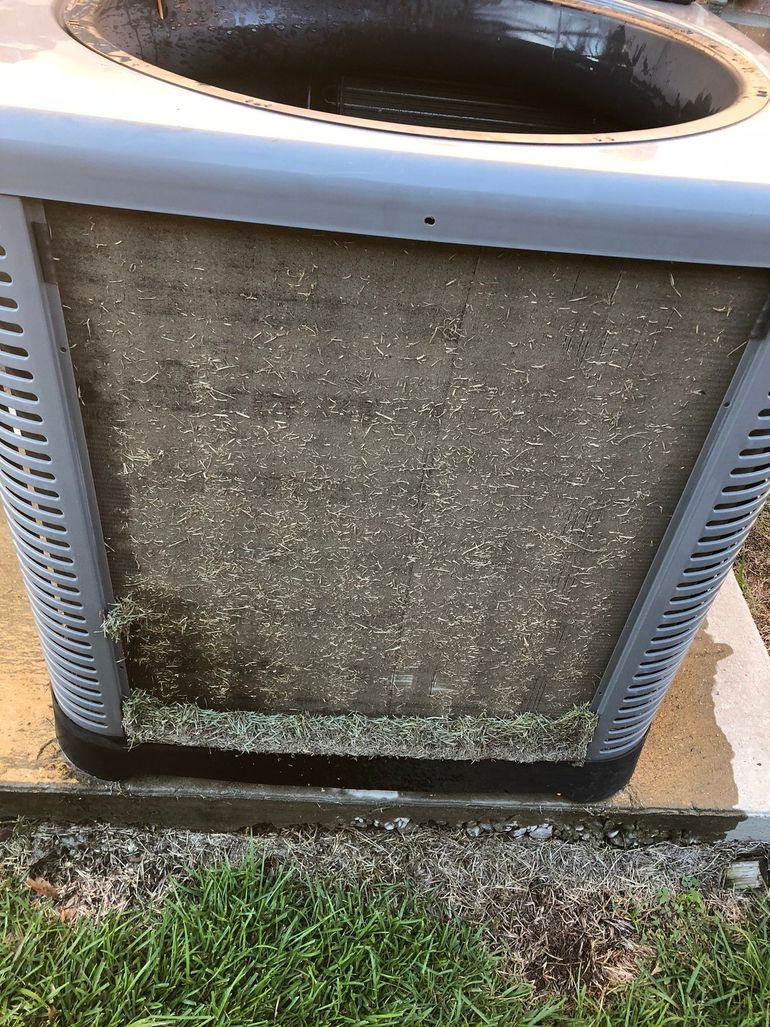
top-left (0, 777), bottom-right (755, 843)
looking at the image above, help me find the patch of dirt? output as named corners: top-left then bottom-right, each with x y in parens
top-left (515, 880), bottom-right (649, 992)
top-left (736, 507), bottom-right (770, 650)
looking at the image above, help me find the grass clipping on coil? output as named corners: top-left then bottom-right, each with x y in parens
top-left (122, 690), bottom-right (598, 763)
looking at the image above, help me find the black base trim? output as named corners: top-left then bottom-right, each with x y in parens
top-left (54, 702), bottom-right (642, 803)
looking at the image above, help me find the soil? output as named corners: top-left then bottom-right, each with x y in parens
top-left (736, 508), bottom-right (770, 651)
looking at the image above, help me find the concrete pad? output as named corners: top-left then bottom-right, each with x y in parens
top-left (1, 515), bottom-right (769, 839)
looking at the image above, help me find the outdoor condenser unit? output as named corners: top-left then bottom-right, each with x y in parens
top-left (1, 0), bottom-right (770, 801)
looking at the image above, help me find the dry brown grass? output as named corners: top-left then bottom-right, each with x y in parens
top-left (737, 508), bottom-right (770, 649)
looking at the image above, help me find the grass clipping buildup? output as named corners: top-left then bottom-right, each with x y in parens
top-left (122, 690), bottom-right (598, 763)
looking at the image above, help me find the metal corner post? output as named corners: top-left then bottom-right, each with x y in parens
top-left (0, 195), bottom-right (125, 735)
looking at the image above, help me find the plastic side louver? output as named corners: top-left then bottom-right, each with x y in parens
top-left (601, 423), bottom-right (770, 755)
top-left (591, 323), bottom-right (770, 760)
top-left (0, 196), bottom-right (124, 735)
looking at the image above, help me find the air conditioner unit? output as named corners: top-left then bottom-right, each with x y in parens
top-left (1, 0), bottom-right (769, 801)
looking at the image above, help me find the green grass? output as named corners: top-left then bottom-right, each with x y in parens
top-left (0, 859), bottom-right (540, 1027)
top-left (1, 861), bottom-right (769, 1027)
top-left (571, 890), bottom-right (770, 1027)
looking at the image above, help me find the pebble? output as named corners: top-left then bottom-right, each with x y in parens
top-left (529, 825), bottom-right (554, 841)
top-left (342, 813), bottom-right (691, 847)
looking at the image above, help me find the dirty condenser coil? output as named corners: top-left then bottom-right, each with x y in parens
top-left (2, 0), bottom-right (770, 800)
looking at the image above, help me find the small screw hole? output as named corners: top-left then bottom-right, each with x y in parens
top-left (424, 216), bottom-right (435, 226)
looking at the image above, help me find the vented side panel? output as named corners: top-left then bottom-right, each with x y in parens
top-left (0, 196), bottom-right (124, 735)
top-left (591, 320), bottom-right (770, 759)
